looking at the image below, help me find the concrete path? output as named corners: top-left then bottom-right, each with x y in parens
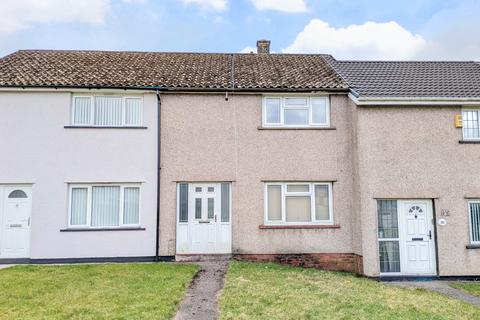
top-left (0, 265), bottom-right (14, 270)
top-left (388, 281), bottom-right (480, 307)
top-left (175, 261), bottom-right (229, 320)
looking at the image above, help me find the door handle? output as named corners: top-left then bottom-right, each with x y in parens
top-left (215, 215), bottom-right (217, 222)
top-left (429, 230), bottom-right (432, 240)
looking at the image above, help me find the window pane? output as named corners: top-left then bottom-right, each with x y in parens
top-left (94, 96), bottom-right (122, 126)
top-left (267, 185), bottom-right (282, 221)
top-left (195, 198), bottom-right (202, 219)
top-left (208, 187), bottom-right (214, 193)
top-left (311, 98), bottom-right (327, 124)
top-left (179, 184), bottom-right (188, 223)
top-left (286, 196), bottom-right (311, 222)
top-left (265, 98), bottom-right (280, 124)
top-left (195, 187), bottom-right (202, 193)
top-left (470, 203), bottom-right (480, 243)
top-left (70, 188), bottom-right (88, 225)
top-left (208, 198), bottom-right (214, 219)
top-left (377, 200), bottom-right (399, 239)
top-left (73, 97), bottom-right (91, 125)
top-left (315, 185), bottom-right (330, 220)
top-left (8, 190), bottom-right (27, 198)
top-left (463, 110), bottom-right (480, 139)
top-left (285, 98), bottom-right (307, 106)
top-left (379, 241), bottom-right (401, 273)
top-left (284, 109), bottom-right (308, 125)
top-left (125, 98), bottom-right (142, 126)
top-left (221, 183), bottom-right (230, 222)
top-left (123, 187), bottom-right (140, 225)
top-left (286, 184), bottom-right (309, 192)
top-left (91, 186), bottom-right (120, 227)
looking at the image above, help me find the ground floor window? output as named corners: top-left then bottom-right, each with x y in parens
top-left (264, 182), bottom-right (333, 225)
top-left (377, 200), bottom-right (400, 273)
top-left (69, 184), bottom-right (140, 228)
top-left (468, 201), bottom-right (480, 244)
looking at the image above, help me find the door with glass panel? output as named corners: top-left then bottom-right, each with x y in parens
top-left (0, 186), bottom-right (32, 258)
top-left (176, 183), bottom-right (231, 254)
top-left (377, 200), bottom-right (436, 276)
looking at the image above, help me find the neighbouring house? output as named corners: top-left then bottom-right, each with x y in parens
top-left (0, 41), bottom-right (479, 278)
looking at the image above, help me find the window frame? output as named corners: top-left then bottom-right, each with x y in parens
top-left (264, 182), bottom-right (333, 226)
top-left (262, 96), bottom-right (330, 128)
top-left (462, 109), bottom-right (480, 140)
top-left (67, 183), bottom-right (141, 229)
top-left (71, 95), bottom-right (144, 127)
top-left (468, 200), bottom-right (480, 245)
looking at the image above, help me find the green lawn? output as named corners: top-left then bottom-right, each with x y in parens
top-left (0, 263), bottom-right (198, 319)
top-left (450, 282), bottom-right (480, 298)
top-left (219, 262), bottom-right (480, 320)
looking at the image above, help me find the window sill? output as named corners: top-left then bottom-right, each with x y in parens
top-left (459, 140), bottom-right (480, 144)
top-left (466, 244), bottom-right (480, 249)
top-left (64, 126), bottom-right (148, 129)
top-left (60, 227), bottom-right (145, 232)
top-left (258, 126), bottom-right (336, 131)
top-left (259, 224), bottom-right (340, 230)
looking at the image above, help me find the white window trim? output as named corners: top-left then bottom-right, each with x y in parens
top-left (462, 109), bottom-right (480, 141)
top-left (262, 96), bottom-right (330, 128)
top-left (68, 183), bottom-right (141, 229)
top-left (468, 200), bottom-right (480, 245)
top-left (264, 182), bottom-right (333, 225)
top-left (71, 95), bottom-right (144, 127)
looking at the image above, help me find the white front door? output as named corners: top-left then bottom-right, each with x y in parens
top-left (398, 200), bottom-right (436, 276)
top-left (0, 186), bottom-right (32, 258)
top-left (176, 183), bottom-right (231, 254)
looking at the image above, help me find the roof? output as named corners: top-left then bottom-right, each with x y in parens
top-left (327, 58), bottom-right (480, 99)
top-left (0, 50), bottom-right (347, 91)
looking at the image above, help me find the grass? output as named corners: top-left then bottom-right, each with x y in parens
top-left (0, 263), bottom-right (198, 319)
top-left (219, 262), bottom-right (480, 320)
top-left (450, 282), bottom-right (480, 297)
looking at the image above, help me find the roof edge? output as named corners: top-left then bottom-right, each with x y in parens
top-left (350, 93), bottom-right (480, 106)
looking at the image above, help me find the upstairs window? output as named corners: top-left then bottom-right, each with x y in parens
top-left (462, 109), bottom-right (480, 140)
top-left (263, 96), bottom-right (330, 127)
top-left (72, 96), bottom-right (143, 127)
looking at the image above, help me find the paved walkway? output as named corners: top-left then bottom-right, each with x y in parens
top-left (388, 281), bottom-right (480, 307)
top-left (175, 261), bottom-right (229, 320)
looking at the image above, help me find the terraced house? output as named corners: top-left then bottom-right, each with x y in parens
top-left (0, 40), bottom-right (479, 278)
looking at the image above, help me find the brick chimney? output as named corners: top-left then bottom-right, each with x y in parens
top-left (256, 39), bottom-right (271, 54)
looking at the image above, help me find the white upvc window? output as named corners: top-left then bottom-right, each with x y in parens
top-left (72, 95), bottom-right (143, 127)
top-left (68, 184), bottom-right (141, 228)
top-left (262, 96), bottom-right (330, 127)
top-left (264, 182), bottom-right (333, 225)
top-left (468, 201), bottom-right (480, 245)
top-left (462, 109), bottom-right (480, 140)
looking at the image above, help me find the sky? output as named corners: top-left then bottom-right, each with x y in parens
top-left (0, 0), bottom-right (479, 60)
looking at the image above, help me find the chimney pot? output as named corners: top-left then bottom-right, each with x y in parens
top-left (256, 39), bottom-right (271, 54)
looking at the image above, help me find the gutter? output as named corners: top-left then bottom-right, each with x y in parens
top-left (0, 84), bottom-right (349, 93)
top-left (349, 93), bottom-right (480, 106)
top-left (155, 89), bottom-right (162, 261)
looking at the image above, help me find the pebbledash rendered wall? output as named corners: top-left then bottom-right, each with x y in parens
top-left (159, 93), bottom-right (362, 273)
top-left (0, 91), bottom-right (158, 259)
top-left (355, 104), bottom-right (480, 277)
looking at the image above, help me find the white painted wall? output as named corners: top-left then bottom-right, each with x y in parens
top-left (0, 91), bottom-right (158, 259)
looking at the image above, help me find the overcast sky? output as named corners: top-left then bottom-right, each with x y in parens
top-left (0, 0), bottom-right (479, 60)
